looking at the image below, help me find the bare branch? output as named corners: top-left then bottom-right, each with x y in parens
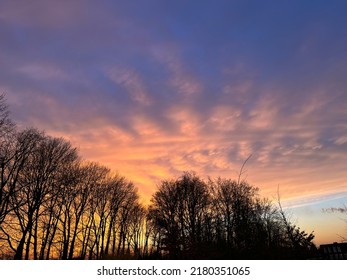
top-left (237, 154), bottom-right (252, 185)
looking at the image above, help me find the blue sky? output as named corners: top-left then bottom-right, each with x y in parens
top-left (1, 0), bottom-right (347, 244)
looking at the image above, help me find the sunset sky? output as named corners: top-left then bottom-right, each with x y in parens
top-left (1, 1), bottom-right (347, 245)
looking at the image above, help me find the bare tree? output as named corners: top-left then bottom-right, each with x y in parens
top-left (122, 203), bottom-right (146, 258)
top-left (209, 177), bottom-right (261, 256)
top-left (0, 94), bottom-right (17, 225)
top-left (6, 133), bottom-right (78, 259)
top-left (0, 129), bottom-right (41, 226)
top-left (149, 172), bottom-right (210, 258)
top-left (78, 163), bottom-right (109, 259)
top-left (0, 94), bottom-right (14, 138)
top-left (277, 188), bottom-right (316, 258)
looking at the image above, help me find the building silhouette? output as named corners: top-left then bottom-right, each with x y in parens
top-left (320, 242), bottom-right (347, 260)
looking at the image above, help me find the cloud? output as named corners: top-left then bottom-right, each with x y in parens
top-left (107, 66), bottom-right (153, 106)
top-left (335, 136), bottom-right (347, 145)
top-left (1, 0), bottom-right (347, 215)
top-left (17, 63), bottom-right (70, 81)
top-left (151, 45), bottom-right (203, 99)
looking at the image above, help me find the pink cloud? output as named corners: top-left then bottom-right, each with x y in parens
top-left (151, 44), bottom-right (203, 98)
top-left (107, 66), bottom-right (153, 106)
top-left (17, 63), bottom-right (70, 81)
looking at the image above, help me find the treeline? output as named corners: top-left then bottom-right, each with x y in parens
top-left (0, 94), bottom-right (316, 259)
top-left (149, 173), bottom-right (316, 259)
top-left (1, 95), bottom-right (146, 260)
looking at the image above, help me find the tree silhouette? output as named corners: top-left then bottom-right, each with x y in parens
top-left (150, 172), bottom-right (213, 258)
top-left (5, 132), bottom-right (78, 259)
top-left (0, 94), bottom-right (14, 137)
top-left (0, 98), bottom-right (318, 260)
top-left (0, 94), bottom-right (17, 225)
top-left (148, 173), bottom-right (317, 259)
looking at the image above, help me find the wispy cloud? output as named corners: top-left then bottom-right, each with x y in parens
top-left (107, 66), bottom-right (153, 105)
top-left (151, 45), bottom-right (203, 99)
top-left (17, 63), bottom-right (70, 81)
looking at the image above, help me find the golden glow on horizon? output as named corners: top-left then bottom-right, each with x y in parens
top-left (49, 118), bottom-right (347, 211)
top-left (47, 121), bottom-right (347, 245)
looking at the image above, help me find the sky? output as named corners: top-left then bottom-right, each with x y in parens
top-left (1, 0), bottom-right (347, 245)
